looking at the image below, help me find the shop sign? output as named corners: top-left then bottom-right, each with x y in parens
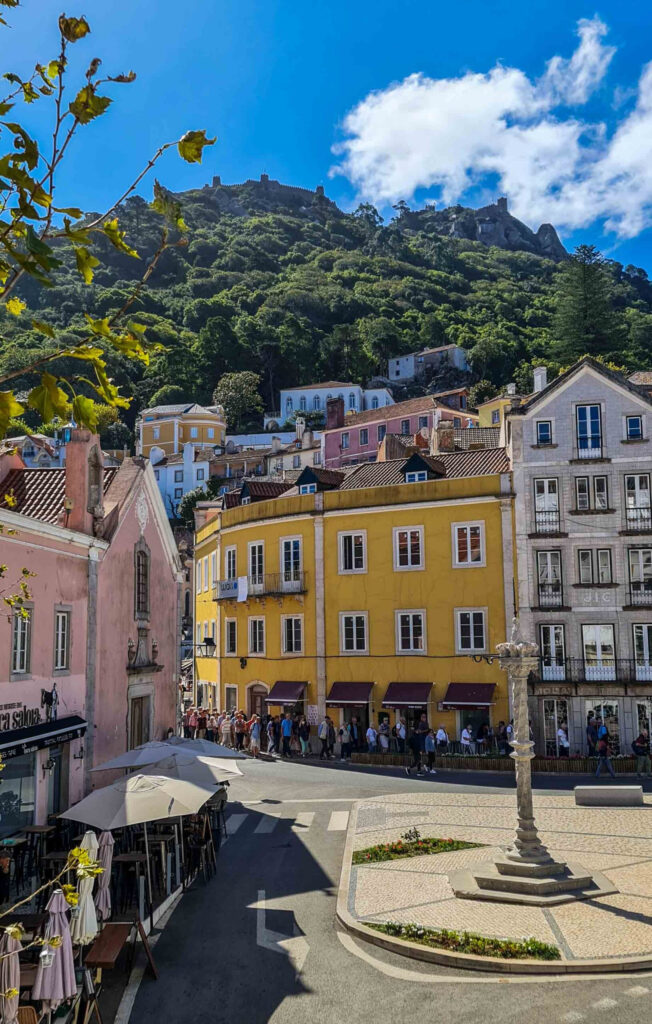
top-left (0, 703), bottom-right (41, 732)
top-left (306, 704), bottom-right (319, 725)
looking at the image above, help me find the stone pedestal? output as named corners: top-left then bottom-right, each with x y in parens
top-left (450, 621), bottom-right (618, 907)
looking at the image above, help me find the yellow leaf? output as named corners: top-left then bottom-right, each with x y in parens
top-left (5, 297), bottom-right (25, 316)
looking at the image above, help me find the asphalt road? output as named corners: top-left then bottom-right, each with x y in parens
top-left (128, 760), bottom-right (652, 1024)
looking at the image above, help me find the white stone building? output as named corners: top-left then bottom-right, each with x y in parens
top-left (264, 382), bottom-right (393, 430)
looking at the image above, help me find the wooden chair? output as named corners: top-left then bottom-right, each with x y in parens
top-left (17, 1007), bottom-right (39, 1024)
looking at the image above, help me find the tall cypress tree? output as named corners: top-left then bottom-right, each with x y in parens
top-left (552, 245), bottom-right (623, 362)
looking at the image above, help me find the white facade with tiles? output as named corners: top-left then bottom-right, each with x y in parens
top-left (508, 360), bottom-right (652, 758)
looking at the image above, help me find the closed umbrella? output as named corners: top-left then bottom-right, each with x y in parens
top-left (91, 738), bottom-right (244, 773)
top-left (31, 889), bottom-right (76, 1010)
top-left (0, 930), bottom-right (22, 1024)
top-left (94, 831), bottom-right (114, 922)
top-left (70, 831), bottom-right (98, 947)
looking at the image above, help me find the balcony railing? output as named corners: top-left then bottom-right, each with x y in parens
top-left (574, 442), bottom-right (603, 460)
top-left (533, 510), bottom-right (561, 534)
top-left (629, 582), bottom-right (652, 606)
top-left (214, 571), bottom-right (307, 600)
top-left (537, 582), bottom-right (564, 608)
top-left (624, 507), bottom-right (652, 532)
top-left (533, 657), bottom-right (652, 685)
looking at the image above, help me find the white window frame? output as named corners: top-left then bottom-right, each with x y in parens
top-left (341, 432), bottom-right (350, 450)
top-left (224, 619), bottom-right (237, 656)
top-left (196, 561), bottom-right (202, 593)
top-left (299, 483), bottom-right (316, 494)
top-left (248, 541), bottom-right (265, 593)
top-left (339, 612), bottom-right (368, 655)
top-left (248, 616), bottom-right (266, 656)
top-left (190, 426), bottom-right (198, 438)
top-left (393, 526), bottom-right (424, 571)
top-left (395, 609), bottom-right (427, 654)
top-left (359, 428), bottom-right (369, 447)
top-left (338, 530), bottom-right (367, 574)
top-left (210, 552), bottom-right (216, 589)
top-left (152, 426), bottom-right (160, 440)
top-left (203, 556), bottom-right (209, 592)
top-left (281, 615), bottom-right (303, 655)
top-left (452, 521), bottom-right (486, 568)
top-left (207, 427), bottom-right (214, 439)
top-left (455, 607), bottom-right (488, 654)
top-left (536, 420), bottom-right (553, 445)
top-left (280, 536), bottom-right (302, 590)
top-left (54, 608), bottom-right (70, 672)
top-left (174, 488), bottom-right (183, 499)
top-left (578, 549), bottom-right (593, 584)
top-left (224, 685), bottom-right (238, 712)
top-left (625, 414), bottom-right (643, 440)
top-left (225, 546), bottom-right (237, 580)
top-left (575, 476), bottom-right (589, 510)
top-left (174, 469), bottom-right (183, 482)
top-left (197, 468), bottom-right (205, 481)
top-left (597, 548), bottom-right (612, 584)
top-left (405, 471), bottom-right (427, 482)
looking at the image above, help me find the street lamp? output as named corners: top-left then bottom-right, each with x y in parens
top-left (450, 618), bottom-right (617, 906)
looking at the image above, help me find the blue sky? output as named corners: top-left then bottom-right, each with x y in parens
top-left (10, 0), bottom-right (652, 267)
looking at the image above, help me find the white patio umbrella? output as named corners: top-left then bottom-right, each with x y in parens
top-left (70, 830), bottom-right (99, 947)
top-left (91, 738), bottom-right (245, 772)
top-left (143, 754), bottom-right (241, 787)
top-left (61, 774), bottom-right (215, 926)
top-left (166, 735), bottom-right (246, 760)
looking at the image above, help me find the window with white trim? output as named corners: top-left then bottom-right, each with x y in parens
top-left (455, 609), bottom-right (486, 653)
top-left (378, 424), bottom-right (386, 443)
top-left (210, 552), bottom-right (216, 589)
top-left (405, 471), bottom-right (427, 483)
top-left (196, 561), bottom-right (202, 593)
top-left (225, 685), bottom-right (237, 712)
top-left (341, 432), bottom-right (350, 450)
top-left (207, 427), bottom-right (214, 439)
top-left (626, 415), bottom-right (643, 440)
top-left (340, 612), bottom-right (368, 654)
top-left (339, 531), bottom-right (366, 573)
top-left (452, 522), bottom-right (485, 566)
top-left (299, 483), bottom-right (316, 494)
top-left (400, 419), bottom-right (410, 435)
top-left (190, 427), bottom-right (198, 438)
top-left (281, 537), bottom-right (302, 584)
top-left (249, 541), bottom-right (264, 588)
top-left (203, 556), bottom-right (209, 591)
top-left (248, 617), bottom-right (265, 655)
top-left (197, 468), bottom-right (205, 481)
top-left (174, 488), bottom-right (182, 499)
top-left (282, 616), bottom-right (303, 654)
top-left (54, 609), bottom-right (70, 671)
top-left (174, 469), bottom-right (183, 482)
top-left (359, 428), bottom-right (369, 446)
top-left (396, 610), bottom-right (426, 653)
top-left (153, 426), bottom-right (160, 439)
top-left (393, 526), bottom-right (424, 570)
top-left (536, 420), bottom-right (552, 445)
top-left (225, 546), bottom-right (236, 580)
top-left (225, 619), bottom-right (237, 656)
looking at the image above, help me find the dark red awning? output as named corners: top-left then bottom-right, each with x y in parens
top-left (326, 682), bottom-right (374, 707)
top-left (381, 682), bottom-right (432, 708)
top-left (264, 681), bottom-right (307, 705)
top-left (440, 683), bottom-right (496, 709)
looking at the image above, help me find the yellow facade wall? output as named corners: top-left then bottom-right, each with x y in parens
top-left (477, 397), bottom-right (512, 429)
top-left (141, 412), bottom-right (226, 457)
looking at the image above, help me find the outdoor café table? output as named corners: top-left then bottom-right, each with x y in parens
top-left (135, 831), bottom-right (176, 894)
top-left (21, 825), bottom-right (55, 876)
top-left (41, 850), bottom-right (73, 889)
top-left (113, 852), bottom-right (147, 913)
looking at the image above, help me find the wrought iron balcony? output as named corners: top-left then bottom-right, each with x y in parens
top-left (537, 582), bottom-right (564, 608)
top-left (628, 583), bottom-right (652, 607)
top-left (213, 571), bottom-right (307, 600)
top-left (574, 443), bottom-right (603, 460)
top-left (533, 657), bottom-right (652, 685)
top-left (533, 510), bottom-right (561, 534)
top-left (624, 507), bottom-right (652, 532)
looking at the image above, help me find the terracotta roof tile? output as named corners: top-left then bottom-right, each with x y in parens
top-left (338, 448), bottom-right (509, 489)
top-left (329, 394), bottom-right (438, 430)
top-left (0, 467), bottom-right (118, 524)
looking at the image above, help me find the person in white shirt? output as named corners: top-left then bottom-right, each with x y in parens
top-left (460, 725), bottom-right (474, 754)
top-left (366, 725), bottom-right (377, 753)
top-left (396, 719), bottom-right (406, 754)
top-left (435, 726), bottom-right (449, 753)
top-left (557, 721), bottom-right (570, 757)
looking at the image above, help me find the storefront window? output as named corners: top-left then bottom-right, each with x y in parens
top-left (637, 700), bottom-right (652, 739)
top-left (543, 698), bottom-right (568, 756)
top-left (0, 754), bottom-right (35, 837)
top-left (585, 699), bottom-right (620, 754)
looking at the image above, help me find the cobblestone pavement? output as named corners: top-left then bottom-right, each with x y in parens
top-left (349, 793), bottom-right (652, 961)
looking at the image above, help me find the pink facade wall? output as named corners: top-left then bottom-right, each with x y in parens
top-left (324, 406), bottom-right (465, 468)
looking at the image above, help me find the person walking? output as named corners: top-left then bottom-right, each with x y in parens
top-left (339, 721), bottom-right (353, 761)
top-left (188, 707), bottom-right (198, 739)
top-left (196, 708), bottom-right (207, 740)
top-left (461, 723), bottom-right (474, 754)
top-left (416, 712), bottom-right (429, 755)
top-left (405, 728), bottom-right (423, 776)
top-left (378, 719), bottom-right (390, 755)
top-left (396, 718), bottom-right (406, 754)
top-left (298, 717), bottom-right (311, 757)
top-left (435, 725), bottom-right (448, 754)
top-left (557, 721), bottom-right (570, 757)
top-left (266, 715), bottom-right (276, 754)
top-left (586, 717), bottom-right (598, 756)
top-left (349, 716), bottom-right (361, 752)
top-left (249, 715), bottom-right (261, 757)
top-left (497, 721), bottom-right (508, 754)
top-left (281, 713), bottom-right (293, 758)
top-left (234, 714), bottom-right (246, 751)
top-left (632, 730), bottom-right (651, 777)
top-left (327, 717), bottom-right (336, 758)
top-left (207, 712), bottom-right (217, 743)
top-left (365, 722), bottom-right (377, 753)
top-left (595, 733), bottom-right (616, 778)
top-left (182, 707), bottom-right (191, 738)
top-left (425, 729), bottom-right (437, 774)
top-left (318, 716), bottom-right (330, 759)
top-left (220, 713), bottom-right (232, 748)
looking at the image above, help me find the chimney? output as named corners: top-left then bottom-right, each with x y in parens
top-left (295, 416), bottom-right (306, 442)
top-left (326, 397), bottom-right (345, 430)
top-left (431, 423), bottom-right (455, 454)
top-left (64, 429), bottom-right (104, 535)
top-left (496, 197), bottom-right (508, 212)
top-left (301, 428), bottom-right (313, 450)
top-left (271, 436), bottom-right (282, 453)
top-left (533, 366), bottom-right (547, 393)
top-left (506, 383), bottom-right (516, 396)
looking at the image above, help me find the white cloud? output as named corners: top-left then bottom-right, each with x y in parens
top-left (332, 17), bottom-right (652, 239)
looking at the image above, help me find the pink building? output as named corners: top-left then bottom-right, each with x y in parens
top-left (0, 431), bottom-right (181, 833)
top-left (322, 392), bottom-right (477, 468)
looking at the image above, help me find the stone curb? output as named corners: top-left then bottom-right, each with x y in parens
top-left (335, 800), bottom-right (652, 975)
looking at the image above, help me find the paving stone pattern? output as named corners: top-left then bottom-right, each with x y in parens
top-left (350, 794), bottom-right (652, 961)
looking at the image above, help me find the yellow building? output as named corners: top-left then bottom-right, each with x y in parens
top-left (476, 394), bottom-right (515, 429)
top-left (137, 402), bottom-right (226, 458)
top-left (193, 449), bottom-right (516, 739)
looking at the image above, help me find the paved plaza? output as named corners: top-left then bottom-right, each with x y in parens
top-left (346, 792), bottom-right (652, 963)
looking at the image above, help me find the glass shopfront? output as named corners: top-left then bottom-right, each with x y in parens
top-left (585, 699), bottom-right (620, 754)
top-left (543, 698), bottom-right (569, 756)
top-left (0, 753), bottom-right (36, 837)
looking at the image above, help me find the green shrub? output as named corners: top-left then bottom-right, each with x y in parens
top-left (370, 922), bottom-right (561, 961)
top-left (353, 836), bottom-right (481, 864)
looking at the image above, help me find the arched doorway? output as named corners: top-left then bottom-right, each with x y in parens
top-left (247, 683), bottom-right (268, 719)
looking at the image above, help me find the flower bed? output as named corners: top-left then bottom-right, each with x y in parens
top-left (350, 752), bottom-right (640, 774)
top-left (369, 922), bottom-right (561, 961)
top-left (353, 835), bottom-right (480, 864)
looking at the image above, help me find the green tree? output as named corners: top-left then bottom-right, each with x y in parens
top-left (100, 419), bottom-right (132, 451)
top-left (552, 245), bottom-right (624, 362)
top-left (177, 477), bottom-right (221, 526)
top-left (212, 371), bottom-right (264, 431)
top-left (468, 380), bottom-right (498, 407)
top-left (149, 384), bottom-right (190, 407)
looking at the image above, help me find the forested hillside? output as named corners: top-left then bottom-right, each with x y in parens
top-left (3, 177), bottom-right (652, 438)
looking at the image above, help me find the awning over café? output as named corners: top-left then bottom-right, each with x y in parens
top-left (381, 682), bottom-right (432, 708)
top-left (264, 681), bottom-right (307, 705)
top-left (326, 682), bottom-right (373, 707)
top-left (440, 683), bottom-right (496, 709)
top-left (0, 715), bottom-right (87, 760)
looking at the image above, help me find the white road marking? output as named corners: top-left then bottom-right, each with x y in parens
top-left (117, 890), bottom-right (183, 1024)
top-left (328, 811), bottom-right (349, 831)
top-left (256, 888), bottom-right (309, 977)
top-left (561, 1013), bottom-right (585, 1022)
top-left (292, 812), bottom-right (315, 831)
top-left (337, 931), bottom-right (652, 986)
top-left (591, 999), bottom-right (619, 1011)
top-left (243, 798), bottom-right (356, 804)
top-left (625, 986), bottom-right (649, 997)
top-left (223, 813), bottom-right (248, 841)
top-left (254, 815), bottom-right (279, 834)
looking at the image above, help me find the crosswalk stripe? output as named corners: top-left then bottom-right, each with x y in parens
top-left (591, 999), bottom-right (618, 1011)
top-left (327, 811), bottom-right (349, 831)
top-left (254, 815), bottom-right (279, 834)
top-left (224, 814), bottom-right (247, 837)
top-left (292, 812), bottom-right (315, 831)
top-left (561, 1012), bottom-right (585, 1022)
top-left (625, 987), bottom-right (649, 997)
